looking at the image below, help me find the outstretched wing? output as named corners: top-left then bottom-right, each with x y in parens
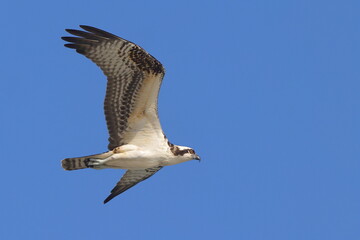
top-left (104, 167), bottom-right (162, 204)
top-left (62, 25), bottom-right (166, 150)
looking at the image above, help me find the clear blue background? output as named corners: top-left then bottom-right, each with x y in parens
top-left (1, 0), bottom-right (359, 239)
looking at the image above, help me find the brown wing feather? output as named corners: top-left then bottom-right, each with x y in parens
top-left (62, 25), bottom-right (165, 150)
top-left (104, 167), bottom-right (162, 204)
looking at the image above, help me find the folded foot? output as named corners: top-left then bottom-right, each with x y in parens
top-left (85, 158), bottom-right (108, 169)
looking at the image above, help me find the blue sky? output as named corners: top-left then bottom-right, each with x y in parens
top-left (1, 0), bottom-right (359, 239)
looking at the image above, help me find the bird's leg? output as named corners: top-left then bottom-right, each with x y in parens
top-left (86, 158), bottom-right (111, 169)
top-left (87, 145), bottom-right (139, 169)
top-left (86, 152), bottom-right (116, 169)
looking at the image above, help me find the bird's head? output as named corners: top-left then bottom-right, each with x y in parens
top-left (187, 148), bottom-right (201, 161)
top-left (174, 146), bottom-right (201, 161)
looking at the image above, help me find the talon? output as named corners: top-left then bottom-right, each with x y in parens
top-left (84, 158), bottom-right (92, 168)
top-left (85, 158), bottom-right (103, 168)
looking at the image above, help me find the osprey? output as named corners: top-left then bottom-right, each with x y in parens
top-left (61, 25), bottom-right (200, 204)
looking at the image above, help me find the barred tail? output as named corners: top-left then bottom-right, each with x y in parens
top-left (61, 151), bottom-right (114, 171)
top-left (62, 157), bottom-right (90, 170)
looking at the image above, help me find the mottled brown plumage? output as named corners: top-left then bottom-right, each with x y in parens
top-left (62, 25), bottom-right (165, 150)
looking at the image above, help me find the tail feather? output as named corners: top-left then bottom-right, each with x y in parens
top-left (62, 157), bottom-right (90, 170)
top-left (61, 151), bottom-right (113, 171)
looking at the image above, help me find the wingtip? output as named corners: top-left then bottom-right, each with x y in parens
top-left (60, 36), bottom-right (66, 41)
top-left (78, 25), bottom-right (120, 39)
top-left (65, 28), bottom-right (75, 34)
top-left (79, 24), bottom-right (90, 30)
top-left (79, 25), bottom-right (100, 33)
top-left (63, 43), bottom-right (77, 49)
top-left (103, 195), bottom-right (113, 204)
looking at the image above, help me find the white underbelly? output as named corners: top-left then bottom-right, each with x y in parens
top-left (103, 150), bottom-right (167, 169)
top-left (105, 158), bottom-right (160, 169)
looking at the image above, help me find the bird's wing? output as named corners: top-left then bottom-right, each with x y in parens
top-left (62, 25), bottom-right (166, 150)
top-left (104, 167), bottom-right (162, 203)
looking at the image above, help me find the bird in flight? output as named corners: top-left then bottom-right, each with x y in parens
top-left (61, 25), bottom-right (200, 204)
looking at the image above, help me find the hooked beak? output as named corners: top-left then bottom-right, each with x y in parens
top-left (194, 154), bottom-right (201, 161)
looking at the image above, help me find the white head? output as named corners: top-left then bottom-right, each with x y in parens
top-left (168, 145), bottom-right (200, 165)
